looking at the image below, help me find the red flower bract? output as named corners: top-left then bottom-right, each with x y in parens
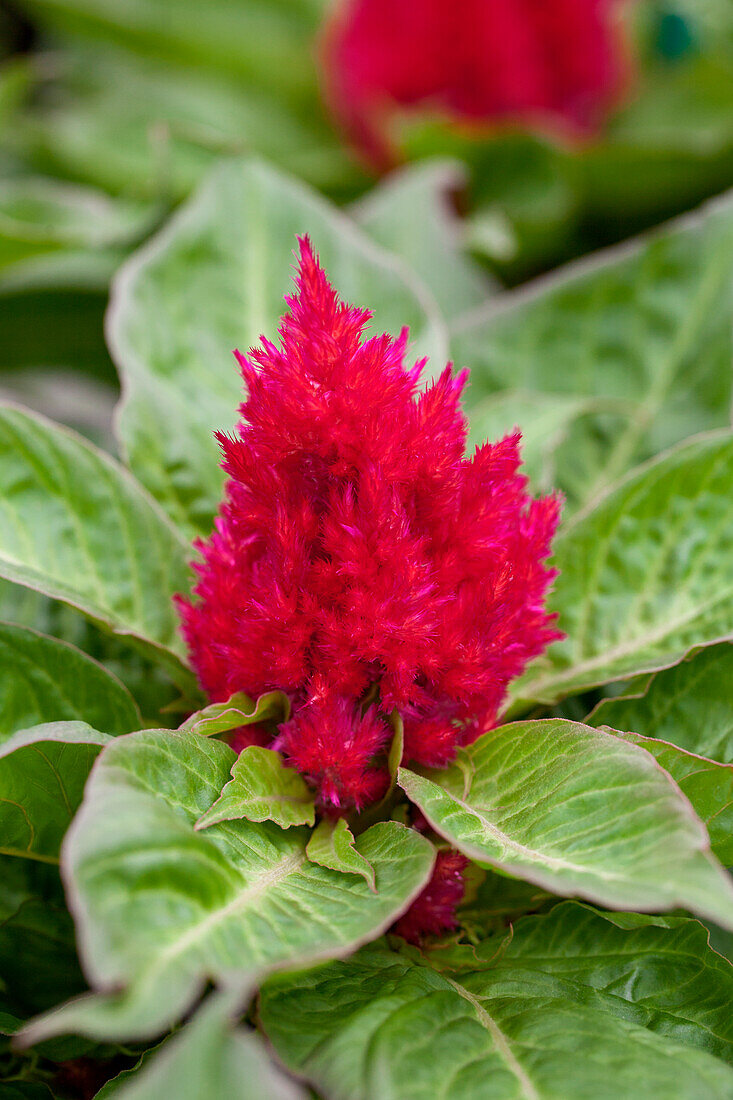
top-left (392, 849), bottom-right (470, 944)
top-left (322, 0), bottom-right (631, 166)
top-left (176, 238), bottom-right (561, 811)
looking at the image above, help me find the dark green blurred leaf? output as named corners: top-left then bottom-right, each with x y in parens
top-left (0, 721), bottom-right (109, 862)
top-left (0, 621), bottom-right (140, 739)
top-left (352, 159), bottom-right (494, 317)
top-left (0, 857), bottom-right (85, 1019)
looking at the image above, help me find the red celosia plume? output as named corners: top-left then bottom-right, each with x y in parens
top-left (392, 849), bottom-right (470, 944)
top-left (322, 0), bottom-right (631, 166)
top-left (176, 238), bottom-right (561, 812)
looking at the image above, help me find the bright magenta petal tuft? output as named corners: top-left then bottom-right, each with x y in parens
top-left (177, 238), bottom-right (561, 811)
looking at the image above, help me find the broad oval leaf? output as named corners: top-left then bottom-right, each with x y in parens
top-left (398, 719), bottom-right (733, 927)
top-left (260, 906), bottom-right (733, 1099)
top-left (517, 431), bottom-right (733, 705)
top-left (195, 746), bottom-right (315, 831)
top-left (0, 621), bottom-right (140, 740)
top-left (109, 157), bottom-right (446, 537)
top-left (351, 159), bottom-right (494, 318)
top-left (465, 390), bottom-right (599, 496)
top-left (0, 721), bottom-right (110, 863)
top-left (23, 729), bottom-right (434, 1042)
top-left (601, 729), bottom-right (733, 866)
top-left (103, 991), bottom-right (305, 1100)
top-left (0, 403), bottom-right (193, 687)
top-left (455, 193), bottom-right (733, 512)
top-left (306, 818), bottom-right (376, 892)
top-left (589, 643), bottom-right (733, 762)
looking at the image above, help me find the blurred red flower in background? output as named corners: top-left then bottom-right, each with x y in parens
top-left (322, 0), bottom-right (632, 166)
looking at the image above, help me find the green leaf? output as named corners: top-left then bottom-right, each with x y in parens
top-left (19, 0), bottom-right (326, 106)
top-left (102, 992), bottom-right (305, 1100)
top-left (351, 159), bottom-right (494, 318)
top-left (21, 729), bottom-right (434, 1042)
top-left (0, 620), bottom-right (141, 740)
top-left (588, 644), bottom-right (733, 762)
top-left (0, 403), bottom-right (194, 687)
top-left (465, 390), bottom-right (601, 495)
top-left (0, 857), bottom-right (85, 1018)
top-left (601, 729), bottom-right (733, 865)
top-left (260, 909), bottom-right (733, 1099)
top-left (12, 38), bottom-right (357, 204)
top-left (455, 194), bottom-right (733, 511)
top-left (195, 746), bottom-right (315, 831)
top-left (109, 156), bottom-right (446, 537)
top-left (0, 281), bottom-right (114, 392)
top-left (581, 56), bottom-right (733, 224)
top-left (0, 176), bottom-right (152, 268)
top-left (0, 721), bottom-right (110, 862)
top-left (398, 719), bottom-right (733, 928)
top-left (494, 903), bottom-right (733, 1062)
top-left (306, 818), bottom-right (376, 892)
top-left (179, 690), bottom-right (290, 738)
top-left (0, 1084), bottom-right (56, 1099)
top-left (518, 431), bottom-right (733, 705)
top-left (457, 868), bottom-right (552, 939)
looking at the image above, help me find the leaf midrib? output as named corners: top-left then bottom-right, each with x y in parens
top-left (403, 772), bottom-right (645, 883)
top-left (148, 848), bottom-right (307, 977)
top-left (443, 973), bottom-right (539, 1100)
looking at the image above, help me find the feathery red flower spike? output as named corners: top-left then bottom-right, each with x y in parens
top-left (177, 238), bottom-right (561, 815)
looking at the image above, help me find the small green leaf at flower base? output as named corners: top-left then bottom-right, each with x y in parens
top-left (306, 818), bottom-right (376, 893)
top-left (195, 746), bottom-right (316, 831)
top-left (387, 711), bottom-right (405, 786)
top-left (179, 691), bottom-right (290, 738)
top-left (398, 718), bottom-right (733, 929)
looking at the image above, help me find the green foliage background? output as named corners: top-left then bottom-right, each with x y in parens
top-left (1, 2), bottom-right (733, 1098)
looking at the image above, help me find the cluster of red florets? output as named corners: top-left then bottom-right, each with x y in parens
top-left (393, 849), bottom-right (470, 944)
top-left (177, 238), bottom-right (560, 812)
top-left (322, 0), bottom-right (630, 166)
